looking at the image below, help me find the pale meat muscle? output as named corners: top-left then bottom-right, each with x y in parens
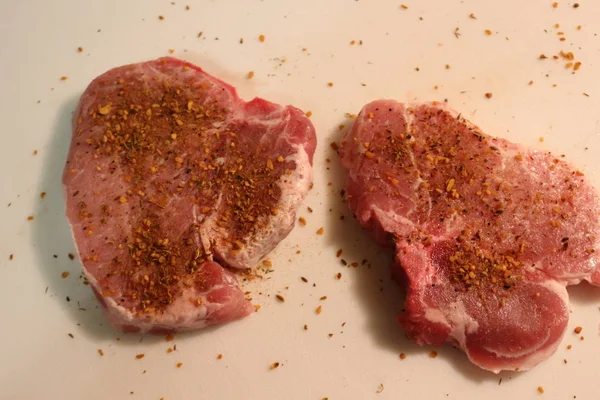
top-left (340, 100), bottom-right (600, 372)
top-left (63, 57), bottom-right (316, 334)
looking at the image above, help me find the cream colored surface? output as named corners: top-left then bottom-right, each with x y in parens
top-left (1, 1), bottom-right (600, 399)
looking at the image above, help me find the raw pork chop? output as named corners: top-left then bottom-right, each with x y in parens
top-left (340, 100), bottom-right (600, 372)
top-left (63, 57), bottom-right (316, 334)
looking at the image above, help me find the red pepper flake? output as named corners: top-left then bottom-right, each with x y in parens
top-left (400, 4), bottom-right (408, 9)
top-left (77, 47), bottom-right (83, 53)
top-left (269, 362), bottom-right (280, 370)
top-left (247, 71), bottom-right (254, 79)
top-left (574, 326), bottom-right (582, 334)
top-left (61, 271), bottom-right (70, 279)
top-left (573, 3), bottom-right (579, 8)
top-left (537, 386), bottom-right (544, 394)
top-left (539, 54), bottom-right (548, 59)
top-left (165, 333), bottom-right (175, 342)
top-left (567, 344), bottom-right (572, 349)
top-left (158, 15), bottom-right (165, 20)
top-left (176, 362), bottom-right (183, 368)
top-left (262, 259), bottom-right (272, 267)
top-left (320, 296), bottom-right (328, 301)
top-left (316, 227), bottom-right (325, 235)
top-left (484, 29), bottom-right (493, 35)
top-left (97, 349), bottom-right (104, 356)
top-left (305, 111), bottom-right (312, 117)
top-left (40, 192), bottom-right (47, 199)
top-left (316, 305), bottom-right (322, 314)
top-left (217, 354), bottom-right (223, 360)
top-left (335, 272), bottom-right (342, 280)
top-left (303, 324), bottom-right (308, 330)
top-left (528, 80), bottom-right (534, 85)
top-left (376, 384), bottom-right (384, 394)
top-left (167, 348), bottom-right (173, 354)
top-left (60, 76), bottom-right (68, 81)
top-left (9, 254), bottom-right (14, 261)
top-left (168, 49), bottom-right (175, 54)
top-left (580, 336), bottom-right (584, 341)
top-left (330, 142), bottom-right (339, 151)
top-left (574, 62), bottom-right (582, 71)
top-left (429, 351), bottom-right (438, 358)
top-left (350, 40), bottom-right (356, 45)
top-left (185, 5), bottom-right (190, 10)
top-left (298, 217), bottom-right (307, 226)
top-left (336, 249), bottom-right (343, 257)
top-left (27, 215), bottom-right (34, 221)
top-left (485, 92), bottom-right (493, 99)
top-left (135, 354), bottom-right (145, 359)
top-left (258, 34), bottom-right (265, 42)
top-left (275, 294), bottom-right (285, 302)
top-left (469, 13), bottom-right (476, 19)
top-left (327, 82), bottom-right (334, 87)
top-left (254, 304), bottom-right (261, 311)
top-left (307, 207), bottom-right (313, 213)
top-left (552, 2), bottom-right (558, 8)
top-left (399, 353), bottom-right (407, 360)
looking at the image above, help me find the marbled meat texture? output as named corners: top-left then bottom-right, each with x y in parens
top-left (340, 100), bottom-right (600, 372)
top-left (63, 57), bottom-right (316, 334)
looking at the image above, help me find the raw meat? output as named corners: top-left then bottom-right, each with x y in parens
top-left (63, 57), bottom-right (316, 334)
top-left (340, 100), bottom-right (600, 372)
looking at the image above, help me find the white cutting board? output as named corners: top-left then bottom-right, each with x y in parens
top-left (1, 1), bottom-right (599, 399)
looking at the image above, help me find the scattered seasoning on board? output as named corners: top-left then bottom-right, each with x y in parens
top-left (40, 192), bottom-right (46, 199)
top-left (400, 4), bottom-right (408, 9)
top-left (567, 345), bottom-right (572, 349)
top-left (185, 5), bottom-right (190, 10)
top-left (176, 362), bottom-right (183, 368)
top-left (165, 334), bottom-right (175, 342)
top-left (538, 386), bottom-right (545, 394)
top-left (9, 254), bottom-right (14, 261)
top-left (98, 349), bottom-right (104, 356)
top-left (135, 354), bottom-right (145, 359)
top-left (376, 384), bottom-right (384, 394)
top-left (573, 3), bottom-right (579, 8)
top-left (61, 272), bottom-right (70, 279)
top-left (68, 253), bottom-right (75, 260)
top-left (68, 333), bottom-right (74, 338)
top-left (469, 13), bottom-right (476, 19)
top-left (399, 353), bottom-right (407, 360)
top-left (301, 276), bottom-right (308, 283)
top-left (316, 227), bottom-right (324, 235)
top-left (316, 305), bottom-right (322, 314)
top-left (484, 29), bottom-right (492, 35)
top-left (217, 354), bottom-right (223, 360)
top-left (247, 71), bottom-right (254, 79)
top-left (77, 47), bottom-right (83, 53)
top-left (552, 2), bottom-right (558, 8)
top-left (305, 111), bottom-right (312, 117)
top-left (60, 76), bottom-right (68, 81)
top-left (303, 324), bottom-right (308, 330)
top-left (335, 272), bottom-right (342, 279)
top-left (327, 82), bottom-right (334, 87)
top-left (33, 150), bottom-right (38, 155)
top-left (276, 294), bottom-right (285, 302)
top-left (158, 15), bottom-right (164, 20)
top-left (485, 92), bottom-right (493, 99)
top-left (27, 216), bottom-right (34, 221)
top-left (269, 362), bottom-right (280, 370)
top-left (298, 217), bottom-right (307, 226)
top-left (429, 351), bottom-right (438, 358)
top-left (258, 34), bottom-right (265, 42)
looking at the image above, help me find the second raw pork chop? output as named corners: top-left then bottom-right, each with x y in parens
top-left (340, 100), bottom-right (600, 372)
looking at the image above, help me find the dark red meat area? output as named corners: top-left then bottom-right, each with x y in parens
top-left (340, 100), bottom-right (600, 372)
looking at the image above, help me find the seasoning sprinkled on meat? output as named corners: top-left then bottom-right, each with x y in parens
top-left (63, 57), bottom-right (316, 334)
top-left (340, 100), bottom-right (600, 372)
